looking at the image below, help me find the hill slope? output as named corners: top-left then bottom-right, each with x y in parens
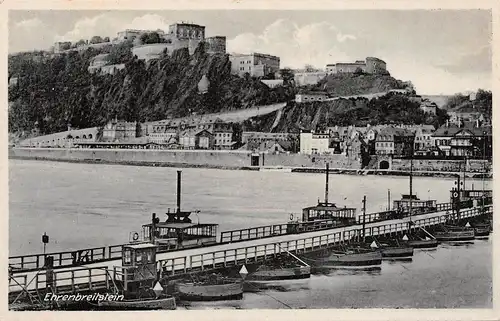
top-left (315, 73), bottom-right (408, 96)
top-left (8, 44), bottom-right (294, 136)
top-left (243, 92), bottom-right (448, 133)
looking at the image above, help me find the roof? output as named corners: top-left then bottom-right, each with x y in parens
top-left (259, 140), bottom-right (292, 151)
top-left (124, 243), bottom-right (158, 250)
top-left (195, 129), bottom-right (213, 136)
top-left (143, 222), bottom-right (218, 229)
top-left (180, 129), bottom-right (199, 137)
top-left (415, 126), bottom-right (434, 135)
top-left (376, 126), bottom-right (414, 140)
top-left (433, 123), bottom-right (492, 137)
top-left (303, 202), bottom-right (356, 212)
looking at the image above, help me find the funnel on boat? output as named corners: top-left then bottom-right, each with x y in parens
top-left (402, 234), bottom-right (409, 241)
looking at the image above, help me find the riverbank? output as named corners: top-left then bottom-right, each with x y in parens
top-left (9, 154), bottom-right (491, 179)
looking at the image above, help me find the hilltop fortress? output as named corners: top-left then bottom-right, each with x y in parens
top-left (294, 57), bottom-right (388, 86)
top-left (325, 57), bottom-right (387, 75)
top-left (54, 22), bottom-right (226, 60)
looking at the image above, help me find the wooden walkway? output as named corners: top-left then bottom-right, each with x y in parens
top-left (9, 199), bottom-right (491, 297)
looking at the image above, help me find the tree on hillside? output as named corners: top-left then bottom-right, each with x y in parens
top-left (75, 39), bottom-right (87, 47)
top-left (140, 32), bottom-right (165, 44)
top-left (443, 93), bottom-right (470, 110)
top-left (354, 67), bottom-right (364, 75)
top-left (107, 40), bottom-right (134, 64)
top-left (474, 89), bottom-right (492, 116)
top-left (103, 37), bottom-right (110, 42)
top-left (90, 36), bottom-right (104, 44)
top-left (278, 68), bottom-right (294, 85)
top-left (305, 64), bottom-right (319, 72)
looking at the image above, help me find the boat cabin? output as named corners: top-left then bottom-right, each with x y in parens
top-left (450, 189), bottom-right (492, 202)
top-left (120, 243), bottom-right (158, 293)
top-left (393, 194), bottom-right (437, 215)
top-left (301, 202), bottom-right (357, 224)
top-left (142, 210), bottom-right (218, 249)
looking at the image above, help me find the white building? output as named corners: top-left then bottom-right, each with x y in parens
top-left (295, 92), bottom-right (329, 103)
top-left (229, 53), bottom-right (280, 78)
top-left (300, 131), bottom-right (331, 155)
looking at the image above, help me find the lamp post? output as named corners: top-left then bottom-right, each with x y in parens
top-left (42, 232), bottom-right (49, 256)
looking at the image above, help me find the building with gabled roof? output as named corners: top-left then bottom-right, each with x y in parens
top-left (375, 126), bottom-right (415, 156)
top-left (432, 121), bottom-right (492, 158)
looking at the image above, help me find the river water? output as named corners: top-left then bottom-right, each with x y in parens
top-left (8, 159), bottom-right (492, 308)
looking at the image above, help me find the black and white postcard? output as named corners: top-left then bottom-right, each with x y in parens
top-left (2, 1), bottom-right (497, 320)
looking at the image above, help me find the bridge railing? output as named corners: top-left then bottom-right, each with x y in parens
top-left (158, 205), bottom-right (492, 276)
top-left (9, 247), bottom-right (109, 271)
top-left (9, 265), bottom-right (110, 296)
top-left (220, 224), bottom-right (288, 243)
top-left (160, 228), bottom-right (365, 275)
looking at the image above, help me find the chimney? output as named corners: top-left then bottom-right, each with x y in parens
top-left (324, 163), bottom-right (329, 204)
top-left (446, 119), bottom-right (449, 127)
top-left (176, 171), bottom-right (182, 213)
top-left (476, 119), bottom-right (480, 128)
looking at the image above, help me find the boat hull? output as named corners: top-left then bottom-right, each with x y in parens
top-left (434, 230), bottom-right (475, 242)
top-left (176, 282), bottom-right (243, 301)
top-left (379, 247), bottom-right (414, 258)
top-left (316, 251), bottom-right (382, 268)
top-left (405, 239), bottom-right (439, 249)
top-left (474, 227), bottom-right (490, 237)
top-left (246, 266), bottom-right (311, 282)
top-left (97, 297), bottom-right (176, 310)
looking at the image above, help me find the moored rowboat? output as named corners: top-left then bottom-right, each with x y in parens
top-left (379, 246), bottom-right (414, 259)
top-left (246, 265), bottom-right (311, 282)
top-left (175, 279), bottom-right (243, 301)
top-left (305, 248), bottom-right (382, 269)
top-left (406, 239), bottom-right (439, 249)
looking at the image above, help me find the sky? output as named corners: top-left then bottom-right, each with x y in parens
top-left (8, 10), bottom-right (492, 95)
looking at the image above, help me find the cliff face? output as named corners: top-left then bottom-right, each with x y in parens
top-left (8, 44), bottom-right (293, 136)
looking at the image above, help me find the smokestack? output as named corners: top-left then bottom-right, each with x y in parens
top-left (325, 163), bottom-right (329, 204)
top-left (176, 171), bottom-right (182, 213)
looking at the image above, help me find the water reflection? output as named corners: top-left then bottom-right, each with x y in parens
top-left (312, 266), bottom-right (382, 276)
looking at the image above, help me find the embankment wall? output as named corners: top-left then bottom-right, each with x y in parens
top-left (392, 158), bottom-right (489, 173)
top-left (10, 148), bottom-right (361, 169)
top-left (10, 148), bottom-right (490, 174)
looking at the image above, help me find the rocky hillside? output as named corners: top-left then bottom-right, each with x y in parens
top-left (8, 44), bottom-right (294, 136)
top-left (243, 92), bottom-right (449, 133)
top-left (315, 72), bottom-right (408, 96)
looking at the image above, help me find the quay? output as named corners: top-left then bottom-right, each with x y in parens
top-left (9, 195), bottom-right (492, 300)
